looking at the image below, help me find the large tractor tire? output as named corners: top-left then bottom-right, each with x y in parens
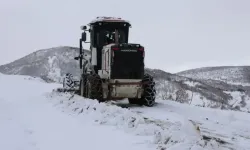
top-left (63, 73), bottom-right (75, 89)
top-left (85, 74), bottom-right (103, 101)
top-left (141, 73), bottom-right (156, 106)
top-left (128, 74), bottom-right (156, 107)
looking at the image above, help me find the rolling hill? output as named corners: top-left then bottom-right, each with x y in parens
top-left (177, 66), bottom-right (250, 86)
top-left (1, 46), bottom-right (249, 112)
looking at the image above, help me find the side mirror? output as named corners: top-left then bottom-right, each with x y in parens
top-left (74, 56), bottom-right (79, 60)
top-left (82, 32), bottom-right (86, 42)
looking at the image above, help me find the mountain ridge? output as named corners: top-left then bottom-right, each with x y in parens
top-left (176, 65), bottom-right (250, 86)
top-left (1, 46), bottom-right (249, 112)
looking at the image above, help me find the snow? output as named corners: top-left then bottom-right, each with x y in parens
top-left (0, 74), bottom-right (153, 150)
top-left (0, 74), bottom-right (250, 150)
top-left (88, 16), bottom-right (130, 25)
top-left (47, 56), bottom-right (62, 82)
top-left (178, 67), bottom-right (250, 86)
top-left (155, 80), bottom-right (223, 108)
top-left (127, 100), bottom-right (250, 150)
top-left (224, 81), bottom-right (250, 86)
top-left (184, 80), bottom-right (201, 87)
top-left (47, 93), bottom-right (220, 150)
top-left (225, 91), bottom-right (250, 112)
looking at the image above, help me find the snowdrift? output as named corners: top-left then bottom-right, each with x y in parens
top-left (47, 92), bottom-right (234, 150)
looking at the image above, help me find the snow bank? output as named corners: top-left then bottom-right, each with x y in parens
top-left (0, 73), bottom-right (46, 83)
top-left (46, 92), bottom-right (222, 150)
top-left (225, 91), bottom-right (250, 112)
top-left (0, 73), bottom-right (154, 150)
top-left (132, 99), bottom-right (250, 150)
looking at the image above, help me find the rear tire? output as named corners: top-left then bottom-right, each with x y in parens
top-left (141, 74), bottom-right (156, 107)
top-left (128, 74), bottom-right (156, 107)
top-left (86, 74), bottom-right (103, 101)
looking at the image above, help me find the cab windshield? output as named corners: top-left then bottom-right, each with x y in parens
top-left (96, 28), bottom-right (127, 47)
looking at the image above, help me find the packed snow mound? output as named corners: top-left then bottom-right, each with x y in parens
top-left (177, 66), bottom-right (250, 86)
top-left (48, 91), bottom-right (250, 150)
top-left (125, 99), bottom-right (250, 150)
top-left (47, 92), bottom-right (226, 150)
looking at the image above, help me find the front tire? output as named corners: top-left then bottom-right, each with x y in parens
top-left (63, 73), bottom-right (75, 89)
top-left (86, 74), bottom-right (103, 101)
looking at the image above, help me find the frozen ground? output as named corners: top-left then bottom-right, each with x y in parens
top-left (0, 74), bottom-right (250, 150)
top-left (0, 74), bottom-right (154, 150)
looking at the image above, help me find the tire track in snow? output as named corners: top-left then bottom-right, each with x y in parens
top-left (48, 92), bottom-right (226, 150)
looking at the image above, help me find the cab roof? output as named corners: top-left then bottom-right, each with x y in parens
top-left (88, 16), bottom-right (131, 26)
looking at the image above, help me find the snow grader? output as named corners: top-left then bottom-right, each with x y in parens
top-left (58, 16), bottom-right (156, 107)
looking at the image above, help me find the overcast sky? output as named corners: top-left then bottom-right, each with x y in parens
top-left (1, 0), bottom-right (250, 73)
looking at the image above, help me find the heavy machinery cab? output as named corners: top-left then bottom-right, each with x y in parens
top-left (89, 18), bottom-right (130, 47)
top-left (80, 17), bottom-right (144, 79)
top-left (62, 16), bottom-right (156, 107)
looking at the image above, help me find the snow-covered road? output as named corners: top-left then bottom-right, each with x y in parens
top-left (0, 74), bottom-right (154, 150)
top-left (1, 73), bottom-right (250, 150)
